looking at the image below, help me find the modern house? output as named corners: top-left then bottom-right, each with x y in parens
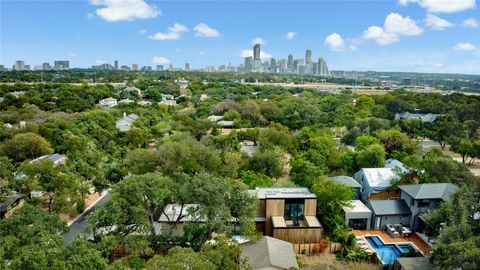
top-left (115, 113), bottom-right (138, 132)
top-left (354, 168), bottom-right (400, 201)
top-left (98, 97), bottom-right (117, 109)
top-left (157, 204), bottom-right (199, 236)
top-left (398, 183), bottom-right (458, 231)
top-left (249, 187), bottom-right (323, 245)
top-left (0, 194), bottom-right (25, 219)
top-left (240, 236), bottom-right (299, 270)
top-left (328, 176), bottom-right (362, 200)
top-left (394, 112), bottom-right (441, 123)
top-left (217, 120), bottom-right (235, 128)
top-left (343, 200), bottom-right (372, 230)
top-left (368, 199), bottom-right (412, 230)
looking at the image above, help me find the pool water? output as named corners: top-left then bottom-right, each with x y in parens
top-left (364, 236), bottom-right (416, 265)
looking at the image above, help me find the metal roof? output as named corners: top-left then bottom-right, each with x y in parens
top-left (356, 168), bottom-right (398, 188)
top-left (241, 236), bottom-right (299, 270)
top-left (343, 200), bottom-right (372, 214)
top-left (369, 199), bottom-right (411, 216)
top-left (328, 176), bottom-right (361, 188)
top-left (399, 183), bottom-right (458, 200)
top-left (250, 187), bottom-right (317, 199)
top-left (394, 112), bottom-right (441, 123)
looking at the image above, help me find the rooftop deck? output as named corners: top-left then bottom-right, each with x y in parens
top-left (353, 230), bottom-right (431, 255)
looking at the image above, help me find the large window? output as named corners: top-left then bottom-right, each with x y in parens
top-left (284, 199), bottom-right (304, 222)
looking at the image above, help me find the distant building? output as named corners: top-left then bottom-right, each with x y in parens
top-left (14, 60), bottom-right (25, 71)
top-left (0, 65), bottom-right (5, 71)
top-left (305, 49), bottom-right (312, 64)
top-left (317, 57), bottom-right (328, 76)
top-left (253, 44), bottom-right (261, 60)
top-left (24, 65), bottom-right (30, 71)
top-left (30, 153), bottom-right (67, 166)
top-left (120, 65), bottom-right (130, 70)
top-left (116, 113), bottom-right (139, 132)
top-left (132, 64), bottom-right (139, 71)
top-left (184, 63), bottom-right (190, 71)
top-left (287, 54), bottom-right (293, 72)
top-left (114, 60), bottom-right (118, 70)
top-left (98, 97), bottom-right (117, 109)
top-left (156, 65), bottom-right (164, 71)
top-left (54, 60), bottom-right (69, 70)
top-left (244, 57), bottom-right (253, 73)
top-left (42, 62), bottom-right (51, 70)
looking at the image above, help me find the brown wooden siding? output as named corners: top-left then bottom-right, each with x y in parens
top-left (257, 199), bottom-right (266, 217)
top-left (255, 222), bottom-right (265, 234)
top-left (273, 227), bottom-right (323, 244)
top-left (304, 199), bottom-right (317, 216)
top-left (265, 199), bottom-right (285, 236)
top-left (368, 189), bottom-right (400, 200)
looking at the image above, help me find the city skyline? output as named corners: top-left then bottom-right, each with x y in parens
top-left (1, 1), bottom-right (480, 74)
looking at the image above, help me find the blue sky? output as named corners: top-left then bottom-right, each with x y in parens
top-left (1, 0), bottom-right (479, 74)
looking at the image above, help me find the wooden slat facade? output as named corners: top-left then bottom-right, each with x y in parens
top-left (304, 199), bottom-right (317, 216)
top-left (257, 199), bottom-right (266, 216)
top-left (265, 199), bottom-right (284, 236)
top-left (273, 227), bottom-right (323, 244)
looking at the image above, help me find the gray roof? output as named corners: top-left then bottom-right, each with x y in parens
top-left (399, 183), bottom-right (458, 201)
top-left (116, 114), bottom-right (139, 132)
top-left (328, 176), bottom-right (361, 188)
top-left (0, 194), bottom-right (24, 213)
top-left (395, 257), bottom-right (433, 270)
top-left (241, 236), bottom-right (299, 270)
top-left (250, 187), bottom-right (317, 199)
top-left (395, 112), bottom-right (441, 123)
top-left (369, 200), bottom-right (411, 216)
top-left (217, 120), bottom-right (234, 127)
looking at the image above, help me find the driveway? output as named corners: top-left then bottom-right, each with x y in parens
top-left (62, 192), bottom-right (111, 246)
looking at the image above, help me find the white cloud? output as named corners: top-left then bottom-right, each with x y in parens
top-left (139, 29), bottom-right (147, 34)
top-left (151, 56), bottom-right (170, 65)
top-left (453, 42), bottom-right (476, 51)
top-left (193, 23), bottom-right (220, 38)
top-left (463, 18), bottom-right (479, 28)
top-left (148, 23), bottom-right (188, 41)
top-left (240, 49), bottom-right (272, 59)
top-left (67, 51), bottom-right (78, 57)
top-left (252, 37), bottom-right (266, 45)
top-left (363, 13), bottom-right (423, 45)
top-left (425, 14), bottom-right (454, 30)
top-left (398, 0), bottom-right (476, 13)
top-left (384, 13), bottom-right (423, 36)
top-left (324, 33), bottom-right (356, 52)
top-left (433, 63), bottom-right (445, 68)
top-left (285, 31), bottom-right (296, 40)
top-left (90, 0), bottom-right (160, 22)
top-left (95, 60), bottom-right (106, 65)
top-left (363, 26), bottom-right (400, 45)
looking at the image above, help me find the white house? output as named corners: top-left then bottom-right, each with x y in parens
top-left (98, 97), bottom-right (117, 109)
top-left (115, 113), bottom-right (138, 132)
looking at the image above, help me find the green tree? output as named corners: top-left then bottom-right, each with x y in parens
top-left (356, 144), bottom-right (386, 169)
top-left (246, 148), bottom-right (285, 178)
top-left (240, 170), bottom-right (274, 188)
top-left (124, 148), bottom-right (157, 174)
top-left (355, 135), bottom-right (380, 151)
top-left (0, 132), bottom-right (53, 162)
top-left (311, 178), bottom-right (354, 241)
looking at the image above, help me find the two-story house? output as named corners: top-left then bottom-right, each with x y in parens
top-left (249, 187), bottom-right (323, 245)
top-left (398, 183), bottom-right (458, 231)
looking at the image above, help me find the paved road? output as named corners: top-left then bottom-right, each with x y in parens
top-left (62, 192), bottom-right (111, 246)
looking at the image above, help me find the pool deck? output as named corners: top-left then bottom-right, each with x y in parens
top-left (353, 230), bottom-right (431, 256)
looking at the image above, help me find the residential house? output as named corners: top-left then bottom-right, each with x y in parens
top-left (0, 194), bottom-right (25, 219)
top-left (116, 113), bottom-right (138, 132)
top-left (398, 183), bottom-right (458, 231)
top-left (30, 153), bottom-right (67, 166)
top-left (368, 199), bottom-right (412, 230)
top-left (343, 200), bottom-right (372, 230)
top-left (240, 236), bottom-right (299, 270)
top-left (98, 97), bottom-right (117, 109)
top-left (159, 99), bottom-right (177, 106)
top-left (161, 94), bottom-right (175, 100)
top-left (328, 176), bottom-right (361, 200)
top-left (217, 120), bottom-right (234, 128)
top-left (394, 112), bottom-right (441, 123)
top-left (250, 187), bottom-right (323, 245)
top-left (118, 99), bottom-right (135, 105)
top-left (240, 141), bottom-right (260, 156)
top-left (207, 115), bottom-right (224, 122)
top-left (354, 168), bottom-right (400, 201)
top-left (157, 204), bottom-right (198, 236)
top-left (137, 100), bottom-right (152, 106)
top-left (9, 91), bottom-right (26, 98)
top-left (123, 86), bottom-right (141, 97)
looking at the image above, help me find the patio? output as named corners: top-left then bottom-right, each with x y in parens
top-left (353, 230), bottom-right (431, 255)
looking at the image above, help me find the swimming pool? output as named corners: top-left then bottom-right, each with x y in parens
top-left (364, 236), bottom-right (416, 265)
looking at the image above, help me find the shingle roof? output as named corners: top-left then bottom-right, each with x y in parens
top-left (328, 176), bottom-right (361, 188)
top-left (369, 200), bottom-right (411, 216)
top-left (399, 183), bottom-right (458, 201)
top-left (241, 236), bottom-right (299, 270)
